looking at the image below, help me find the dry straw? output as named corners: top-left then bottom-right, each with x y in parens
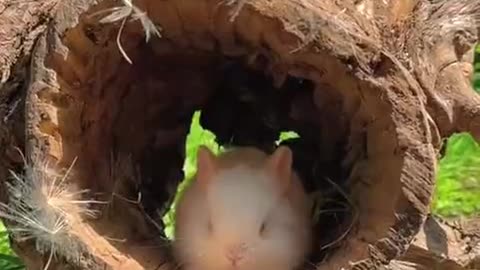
top-left (95, 0), bottom-right (161, 64)
top-left (221, 0), bottom-right (249, 22)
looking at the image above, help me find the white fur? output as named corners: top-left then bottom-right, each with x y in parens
top-left (174, 165), bottom-right (311, 270)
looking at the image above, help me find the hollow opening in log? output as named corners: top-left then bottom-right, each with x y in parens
top-left (54, 44), bottom-right (354, 264)
top-left (20, 1), bottom-right (417, 268)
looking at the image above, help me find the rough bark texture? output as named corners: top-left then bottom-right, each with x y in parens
top-left (387, 215), bottom-right (480, 270)
top-left (0, 0), bottom-right (479, 270)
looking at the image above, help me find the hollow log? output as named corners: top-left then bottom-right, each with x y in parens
top-left (0, 0), bottom-right (479, 269)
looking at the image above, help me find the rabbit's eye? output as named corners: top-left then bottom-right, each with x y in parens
top-left (259, 221), bottom-right (267, 236)
top-left (207, 219), bottom-right (214, 233)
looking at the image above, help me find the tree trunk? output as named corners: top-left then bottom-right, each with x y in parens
top-left (0, 0), bottom-right (479, 269)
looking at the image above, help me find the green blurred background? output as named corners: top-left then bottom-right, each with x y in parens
top-left (1, 47), bottom-right (479, 269)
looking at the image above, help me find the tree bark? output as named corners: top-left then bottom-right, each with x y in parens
top-left (0, 0), bottom-right (479, 269)
top-left (387, 215), bottom-right (480, 270)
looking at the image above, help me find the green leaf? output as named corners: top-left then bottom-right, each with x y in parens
top-left (0, 254), bottom-right (23, 265)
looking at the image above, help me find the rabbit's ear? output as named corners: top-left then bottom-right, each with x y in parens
top-left (196, 146), bottom-right (218, 188)
top-left (265, 146), bottom-right (292, 195)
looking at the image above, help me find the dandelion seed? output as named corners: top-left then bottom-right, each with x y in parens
top-left (0, 151), bottom-right (105, 269)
